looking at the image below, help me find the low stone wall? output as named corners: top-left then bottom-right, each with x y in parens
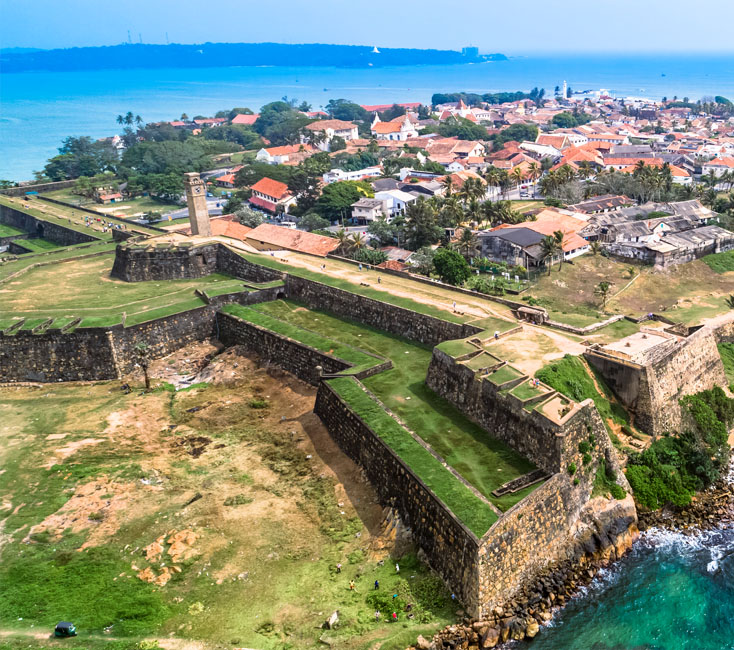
top-left (0, 327), bottom-right (117, 382)
top-left (585, 326), bottom-right (728, 434)
top-left (314, 380), bottom-right (482, 613)
top-left (0, 179), bottom-right (78, 197)
top-left (0, 204), bottom-right (99, 247)
top-left (217, 311), bottom-right (350, 385)
top-left (285, 275), bottom-right (481, 347)
top-left (216, 245), bottom-right (285, 283)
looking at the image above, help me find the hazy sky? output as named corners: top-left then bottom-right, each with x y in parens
top-left (2, 0), bottom-right (734, 53)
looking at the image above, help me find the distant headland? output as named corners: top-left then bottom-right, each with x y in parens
top-left (0, 41), bottom-right (508, 73)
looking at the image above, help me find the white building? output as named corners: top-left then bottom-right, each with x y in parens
top-left (302, 119), bottom-right (359, 151)
top-left (351, 198), bottom-right (388, 224)
top-left (374, 189), bottom-right (417, 217)
top-left (371, 114), bottom-right (419, 141)
top-left (323, 166), bottom-right (382, 184)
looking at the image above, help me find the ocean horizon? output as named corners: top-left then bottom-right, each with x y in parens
top-left (1, 53), bottom-right (734, 181)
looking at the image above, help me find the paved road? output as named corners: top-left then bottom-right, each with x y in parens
top-left (155, 197), bottom-right (224, 223)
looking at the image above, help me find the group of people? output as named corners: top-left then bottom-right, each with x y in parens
top-left (84, 216), bottom-right (127, 233)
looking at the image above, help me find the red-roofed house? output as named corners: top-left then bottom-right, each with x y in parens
top-left (370, 114), bottom-right (419, 141)
top-left (249, 177), bottom-right (297, 214)
top-left (245, 224), bottom-right (340, 257)
top-left (231, 113), bottom-right (259, 126)
top-left (255, 143), bottom-right (316, 165)
top-left (193, 118), bottom-right (227, 126)
top-left (302, 119), bottom-right (359, 151)
top-left (215, 173), bottom-right (236, 188)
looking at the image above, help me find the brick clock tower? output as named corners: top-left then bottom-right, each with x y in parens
top-left (183, 172), bottom-right (212, 237)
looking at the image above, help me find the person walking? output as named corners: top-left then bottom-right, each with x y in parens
top-left (374, 579), bottom-right (379, 590)
top-left (391, 612), bottom-right (398, 623)
top-left (395, 563), bottom-right (400, 574)
top-left (349, 580), bottom-right (355, 591)
top-left (377, 276), bottom-right (381, 284)
top-left (374, 610), bottom-right (380, 622)
top-left (336, 563), bottom-right (341, 574)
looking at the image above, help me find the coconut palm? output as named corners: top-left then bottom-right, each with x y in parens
top-left (349, 232), bottom-right (367, 251)
top-left (527, 161), bottom-right (542, 195)
top-left (442, 175), bottom-right (454, 197)
top-left (595, 281), bottom-right (612, 310)
top-left (456, 228), bottom-right (479, 260)
top-left (510, 167), bottom-right (526, 189)
top-left (335, 228), bottom-right (350, 254)
top-left (540, 235), bottom-right (559, 276)
top-left (553, 230), bottom-right (566, 269)
top-left (484, 167), bottom-right (501, 199)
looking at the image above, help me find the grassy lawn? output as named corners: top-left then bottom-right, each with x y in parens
top-left (328, 377), bottom-right (497, 536)
top-left (718, 342), bottom-right (734, 386)
top-left (486, 364), bottom-right (523, 385)
top-left (10, 237), bottom-right (63, 253)
top-left (535, 355), bottom-right (630, 436)
top-left (702, 250), bottom-right (734, 273)
top-left (0, 371), bottom-right (457, 649)
top-left (248, 300), bottom-right (537, 512)
top-left (0, 254), bottom-right (238, 326)
top-left (42, 189), bottom-right (179, 219)
top-left (0, 242), bottom-right (118, 281)
top-left (0, 223), bottom-right (26, 237)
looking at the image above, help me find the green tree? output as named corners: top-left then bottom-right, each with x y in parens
top-left (367, 217), bottom-right (397, 246)
top-left (594, 281), bottom-right (612, 310)
top-left (315, 181), bottom-right (372, 222)
top-left (234, 206), bottom-right (264, 228)
top-left (254, 101), bottom-right (313, 146)
top-left (299, 213), bottom-right (330, 231)
top-left (409, 247), bottom-right (436, 275)
top-left (404, 198), bottom-right (442, 250)
top-left (325, 99), bottom-right (368, 122)
top-left (433, 248), bottom-right (471, 285)
top-left (540, 235), bottom-right (559, 276)
top-left (456, 228), bottom-right (478, 260)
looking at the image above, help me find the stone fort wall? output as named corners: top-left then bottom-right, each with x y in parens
top-left (585, 326), bottom-right (727, 435)
top-left (0, 204), bottom-right (99, 247)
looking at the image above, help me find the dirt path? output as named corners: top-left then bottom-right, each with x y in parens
top-left (0, 628), bottom-right (220, 649)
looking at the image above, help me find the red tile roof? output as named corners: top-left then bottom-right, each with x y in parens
top-left (231, 113), bottom-right (259, 125)
top-left (304, 119), bottom-right (357, 131)
top-left (246, 224), bottom-right (340, 257)
top-left (251, 177), bottom-right (290, 200)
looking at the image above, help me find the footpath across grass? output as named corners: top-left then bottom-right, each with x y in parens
top-left (249, 300), bottom-right (538, 512)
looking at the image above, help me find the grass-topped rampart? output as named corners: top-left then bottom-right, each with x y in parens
top-left (327, 376), bottom-right (498, 537)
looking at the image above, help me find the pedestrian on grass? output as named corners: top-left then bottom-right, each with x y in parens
top-left (395, 563), bottom-right (400, 574)
top-left (359, 263), bottom-right (363, 271)
top-left (374, 580), bottom-right (379, 590)
top-left (349, 580), bottom-right (355, 591)
top-left (336, 563), bottom-right (341, 574)
top-left (374, 610), bottom-right (380, 622)
top-left (391, 612), bottom-right (397, 622)
top-left (377, 276), bottom-right (381, 284)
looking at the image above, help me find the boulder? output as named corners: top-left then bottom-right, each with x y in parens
top-left (416, 635), bottom-right (432, 650)
top-left (526, 620), bottom-right (540, 638)
top-left (480, 627), bottom-right (500, 649)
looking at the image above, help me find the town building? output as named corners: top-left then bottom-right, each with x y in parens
top-left (249, 177), bottom-right (297, 214)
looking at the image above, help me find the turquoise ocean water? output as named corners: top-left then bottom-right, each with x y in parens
top-left (517, 525), bottom-right (734, 650)
top-left (1, 54), bottom-right (734, 180)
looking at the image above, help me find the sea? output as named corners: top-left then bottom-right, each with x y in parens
top-left (2, 53), bottom-right (734, 181)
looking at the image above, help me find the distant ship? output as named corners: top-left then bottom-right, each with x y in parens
top-left (372, 46), bottom-right (380, 54)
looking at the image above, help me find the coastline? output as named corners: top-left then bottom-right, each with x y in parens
top-left (417, 471), bottom-right (734, 649)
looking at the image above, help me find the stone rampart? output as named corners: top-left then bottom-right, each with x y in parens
top-left (217, 311), bottom-right (351, 385)
top-left (0, 327), bottom-right (117, 382)
top-left (314, 380), bottom-right (483, 613)
top-left (111, 242), bottom-right (220, 282)
top-left (425, 347), bottom-right (609, 474)
top-left (585, 326), bottom-right (727, 434)
top-left (285, 275), bottom-right (481, 347)
top-left (0, 204), bottom-right (99, 247)
top-left (0, 179), bottom-right (77, 197)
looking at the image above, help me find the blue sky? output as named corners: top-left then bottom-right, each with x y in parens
top-left (1, 0), bottom-right (733, 53)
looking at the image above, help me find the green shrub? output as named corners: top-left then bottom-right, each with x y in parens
top-left (582, 452), bottom-right (592, 466)
top-left (592, 459), bottom-right (626, 500)
top-left (578, 441), bottom-right (590, 454)
top-left (567, 463), bottom-right (577, 476)
top-left (248, 398), bottom-right (270, 409)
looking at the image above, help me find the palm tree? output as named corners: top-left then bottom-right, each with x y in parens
top-left (442, 175), bottom-right (454, 197)
top-left (553, 230), bottom-right (566, 269)
top-left (527, 161), bottom-right (541, 195)
top-left (133, 342), bottom-right (151, 390)
top-left (135, 115), bottom-right (144, 127)
top-left (540, 235), bottom-right (559, 276)
top-left (595, 281), bottom-right (612, 311)
top-left (124, 111), bottom-right (135, 126)
top-left (335, 228), bottom-right (350, 254)
top-left (484, 167), bottom-right (501, 199)
top-left (456, 228), bottom-right (478, 260)
top-left (510, 167), bottom-right (526, 190)
top-left (577, 161), bottom-right (592, 180)
top-left (116, 114), bottom-right (125, 126)
top-left (439, 196), bottom-right (464, 228)
top-left (349, 232), bottom-right (367, 251)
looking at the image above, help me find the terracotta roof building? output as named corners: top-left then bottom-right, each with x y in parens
top-left (249, 177), bottom-right (297, 214)
top-left (245, 224), bottom-right (340, 257)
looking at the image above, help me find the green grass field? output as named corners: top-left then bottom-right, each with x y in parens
top-left (0, 254), bottom-right (244, 327)
top-left (703, 250), bottom-right (734, 274)
top-left (248, 300), bottom-right (538, 513)
top-left (0, 223), bottom-right (26, 237)
top-left (0, 376), bottom-right (457, 649)
top-left (10, 237), bottom-right (64, 253)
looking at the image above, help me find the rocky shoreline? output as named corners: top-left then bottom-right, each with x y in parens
top-left (411, 497), bottom-right (639, 650)
top-left (637, 475), bottom-right (734, 534)
top-left (413, 479), bottom-right (734, 650)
